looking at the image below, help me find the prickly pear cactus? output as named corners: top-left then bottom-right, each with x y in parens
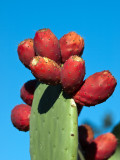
top-left (30, 82), bottom-right (84, 160)
top-left (11, 28), bottom-right (117, 160)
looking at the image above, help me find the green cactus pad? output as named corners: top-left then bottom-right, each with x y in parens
top-left (109, 123), bottom-right (120, 160)
top-left (30, 83), bottom-right (79, 160)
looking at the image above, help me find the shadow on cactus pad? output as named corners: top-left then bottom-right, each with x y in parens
top-left (38, 85), bottom-right (62, 114)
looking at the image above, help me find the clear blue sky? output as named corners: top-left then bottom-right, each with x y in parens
top-left (0, 0), bottom-right (120, 159)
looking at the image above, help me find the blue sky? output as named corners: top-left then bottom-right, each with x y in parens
top-left (0, 0), bottom-right (120, 159)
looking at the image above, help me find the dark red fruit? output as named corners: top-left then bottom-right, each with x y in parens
top-left (74, 70), bottom-right (117, 106)
top-left (61, 55), bottom-right (85, 94)
top-left (17, 39), bottom-right (36, 69)
top-left (59, 31), bottom-right (84, 63)
top-left (85, 133), bottom-right (117, 160)
top-left (30, 56), bottom-right (61, 85)
top-left (77, 104), bottom-right (83, 116)
top-left (20, 79), bottom-right (38, 105)
top-left (78, 124), bottom-right (94, 148)
top-left (11, 104), bottom-right (31, 132)
top-left (34, 28), bottom-right (61, 64)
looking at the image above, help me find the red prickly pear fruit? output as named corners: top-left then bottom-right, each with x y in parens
top-left (59, 31), bottom-right (84, 63)
top-left (17, 39), bottom-right (36, 69)
top-left (34, 28), bottom-right (61, 64)
top-left (30, 56), bottom-right (61, 85)
top-left (11, 104), bottom-right (31, 132)
top-left (85, 133), bottom-right (117, 160)
top-left (61, 55), bottom-right (85, 95)
top-left (20, 79), bottom-right (38, 105)
top-left (78, 124), bottom-right (94, 149)
top-left (74, 70), bottom-right (117, 106)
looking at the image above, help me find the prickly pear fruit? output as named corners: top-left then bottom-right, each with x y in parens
top-left (20, 79), bottom-right (38, 105)
top-left (17, 39), bottom-right (36, 69)
top-left (74, 70), bottom-right (117, 106)
top-left (34, 28), bottom-right (61, 64)
top-left (59, 31), bottom-right (84, 63)
top-left (30, 56), bottom-right (61, 85)
top-left (85, 133), bottom-right (117, 160)
top-left (78, 124), bottom-right (94, 148)
top-left (11, 104), bottom-right (31, 132)
top-left (61, 55), bottom-right (85, 95)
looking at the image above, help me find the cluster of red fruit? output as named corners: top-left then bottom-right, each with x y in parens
top-left (11, 28), bottom-right (117, 160)
top-left (17, 28), bottom-right (116, 104)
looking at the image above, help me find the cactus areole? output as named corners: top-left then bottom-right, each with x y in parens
top-left (11, 28), bottom-right (118, 160)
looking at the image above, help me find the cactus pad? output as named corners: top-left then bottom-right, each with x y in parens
top-left (30, 83), bottom-right (79, 160)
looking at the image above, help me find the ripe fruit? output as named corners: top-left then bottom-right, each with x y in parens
top-left (30, 56), bottom-right (61, 85)
top-left (20, 79), bottom-right (38, 105)
top-left (85, 133), bottom-right (117, 160)
top-left (61, 55), bottom-right (85, 95)
top-left (59, 31), bottom-right (84, 63)
top-left (74, 70), bottom-right (117, 106)
top-left (17, 39), bottom-right (36, 69)
top-left (34, 28), bottom-right (61, 64)
top-left (11, 104), bottom-right (31, 132)
top-left (78, 124), bottom-right (94, 148)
